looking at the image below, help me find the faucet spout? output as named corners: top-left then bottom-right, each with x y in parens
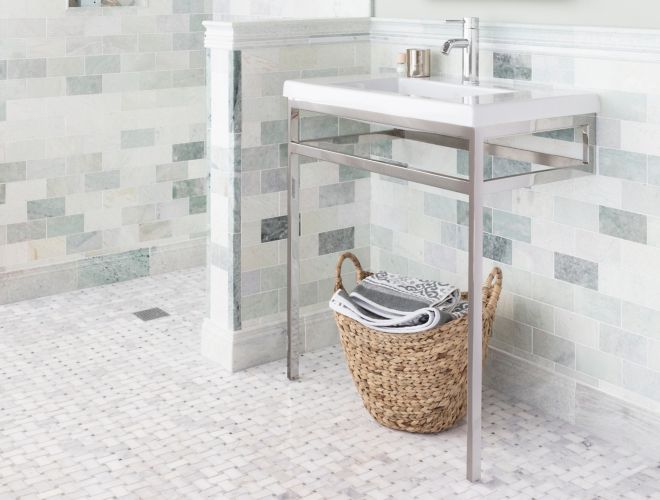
top-left (442, 17), bottom-right (480, 85)
top-left (442, 38), bottom-right (469, 55)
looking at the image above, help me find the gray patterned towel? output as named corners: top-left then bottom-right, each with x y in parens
top-left (329, 271), bottom-right (468, 334)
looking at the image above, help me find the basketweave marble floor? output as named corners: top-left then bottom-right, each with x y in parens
top-left (1, 267), bottom-right (659, 500)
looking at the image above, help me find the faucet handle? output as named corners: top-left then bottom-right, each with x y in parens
top-left (446, 17), bottom-right (479, 28)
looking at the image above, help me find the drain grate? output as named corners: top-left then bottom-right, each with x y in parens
top-left (133, 308), bottom-right (170, 321)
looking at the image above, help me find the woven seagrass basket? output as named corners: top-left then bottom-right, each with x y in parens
top-left (333, 252), bottom-right (503, 434)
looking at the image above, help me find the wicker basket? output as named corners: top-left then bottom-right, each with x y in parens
top-left (333, 252), bottom-right (503, 434)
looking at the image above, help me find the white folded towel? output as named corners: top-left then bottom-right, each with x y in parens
top-left (329, 271), bottom-right (468, 334)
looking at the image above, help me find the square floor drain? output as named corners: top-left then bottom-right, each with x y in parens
top-left (133, 308), bottom-right (170, 321)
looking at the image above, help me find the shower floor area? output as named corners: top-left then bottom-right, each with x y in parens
top-left (0, 267), bottom-right (658, 499)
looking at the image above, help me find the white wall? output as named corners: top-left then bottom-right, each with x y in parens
top-left (375, 0), bottom-right (660, 28)
top-left (214, 0), bottom-right (370, 19)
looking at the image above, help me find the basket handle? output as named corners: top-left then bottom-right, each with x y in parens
top-left (334, 252), bottom-right (371, 292)
top-left (483, 267), bottom-right (503, 315)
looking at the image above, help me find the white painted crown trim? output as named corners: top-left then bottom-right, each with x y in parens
top-left (206, 16), bottom-right (660, 62)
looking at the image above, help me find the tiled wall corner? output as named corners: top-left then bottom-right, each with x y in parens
top-left (370, 36), bottom-right (660, 421)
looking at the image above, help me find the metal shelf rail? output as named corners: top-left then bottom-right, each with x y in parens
top-left (285, 100), bottom-right (596, 482)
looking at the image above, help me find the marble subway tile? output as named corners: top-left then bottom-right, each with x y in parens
top-left (242, 291), bottom-right (279, 320)
top-left (139, 220), bottom-right (172, 241)
top-left (492, 209), bottom-right (531, 243)
top-left (189, 195), bottom-right (206, 215)
top-left (483, 233), bottom-right (513, 265)
top-left (85, 54), bottom-right (120, 75)
top-left (598, 148), bottom-right (647, 183)
top-left (649, 155), bottom-right (660, 186)
top-left (600, 90), bottom-right (647, 122)
top-left (67, 152), bottom-right (102, 175)
top-left (173, 178), bottom-right (206, 198)
top-left (242, 145), bottom-right (280, 172)
top-left (172, 141), bottom-right (205, 162)
top-left (622, 362), bottom-right (660, 403)
top-left (67, 231), bottom-right (102, 254)
top-left (599, 206), bottom-right (647, 244)
top-left (85, 170), bottom-right (120, 192)
top-left (66, 75), bottom-right (102, 95)
top-left (576, 345), bottom-right (622, 385)
top-left (318, 227), bottom-right (355, 255)
top-left (554, 252), bottom-right (599, 290)
top-left (27, 158), bottom-right (66, 180)
top-left (260, 168), bottom-right (287, 194)
top-left (0, 184), bottom-right (4, 204)
top-left (261, 215), bottom-right (288, 243)
top-left (493, 52), bottom-right (532, 80)
top-left (47, 214), bottom-right (84, 237)
top-left (47, 57), bottom-right (84, 77)
top-left (492, 316), bottom-right (533, 352)
top-left (261, 265), bottom-right (286, 291)
top-left (156, 162), bottom-right (188, 182)
top-left (7, 221), bottom-right (47, 244)
top-left (121, 128), bottom-right (156, 149)
top-left (319, 181), bottom-right (355, 208)
top-left (492, 158), bottom-right (531, 177)
top-left (27, 197), bottom-right (65, 219)
top-left (554, 197), bottom-right (598, 231)
top-left (424, 241), bottom-right (457, 273)
top-left (533, 329), bottom-right (576, 368)
top-left (122, 204), bottom-right (155, 225)
top-left (424, 192), bottom-right (457, 222)
top-left (0, 161), bottom-right (27, 183)
top-left (622, 301), bottom-right (660, 340)
top-left (300, 115), bottom-right (339, 142)
top-left (513, 295), bottom-right (554, 331)
top-left (260, 120), bottom-right (288, 145)
top-left (371, 224), bottom-right (393, 251)
top-left (555, 309), bottom-right (599, 348)
top-left (600, 324), bottom-right (647, 365)
top-left (8, 58), bottom-right (47, 79)
top-left (574, 287), bottom-right (621, 326)
top-left (0, 60), bottom-right (6, 80)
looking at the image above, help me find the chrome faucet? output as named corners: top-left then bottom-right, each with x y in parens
top-left (442, 17), bottom-right (480, 85)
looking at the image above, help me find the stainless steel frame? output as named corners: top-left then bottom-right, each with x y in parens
top-left (286, 100), bottom-right (597, 482)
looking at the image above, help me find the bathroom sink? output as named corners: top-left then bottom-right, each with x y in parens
top-left (283, 76), bottom-right (600, 128)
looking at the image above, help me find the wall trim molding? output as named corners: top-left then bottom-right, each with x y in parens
top-left (0, 238), bottom-right (206, 305)
top-left (206, 16), bottom-right (660, 62)
top-left (204, 18), bottom-right (372, 50)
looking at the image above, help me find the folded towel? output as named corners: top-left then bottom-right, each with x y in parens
top-left (329, 271), bottom-right (468, 334)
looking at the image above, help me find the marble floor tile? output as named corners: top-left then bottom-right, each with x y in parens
top-left (0, 267), bottom-right (658, 499)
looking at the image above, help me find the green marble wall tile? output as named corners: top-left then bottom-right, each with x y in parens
top-left (493, 209), bottom-right (532, 243)
top-left (66, 75), bottom-right (102, 95)
top-left (189, 195), bottom-right (206, 215)
top-left (7, 220), bottom-right (47, 244)
top-left (599, 206), bottom-right (647, 244)
top-left (173, 177), bottom-right (206, 198)
top-left (78, 248), bottom-right (150, 288)
top-left (47, 214), bottom-right (84, 237)
top-left (85, 170), bottom-right (120, 192)
top-left (599, 148), bottom-right (647, 183)
top-left (172, 141), bottom-right (205, 162)
top-left (0, 161), bottom-right (26, 183)
top-left (27, 197), bottom-right (65, 219)
top-left (121, 128), bottom-right (155, 149)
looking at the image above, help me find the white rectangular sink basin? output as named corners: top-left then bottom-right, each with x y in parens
top-left (283, 76), bottom-right (600, 128)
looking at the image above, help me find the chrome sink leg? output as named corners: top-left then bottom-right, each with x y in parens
top-left (287, 107), bottom-right (301, 381)
top-left (467, 131), bottom-right (485, 482)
